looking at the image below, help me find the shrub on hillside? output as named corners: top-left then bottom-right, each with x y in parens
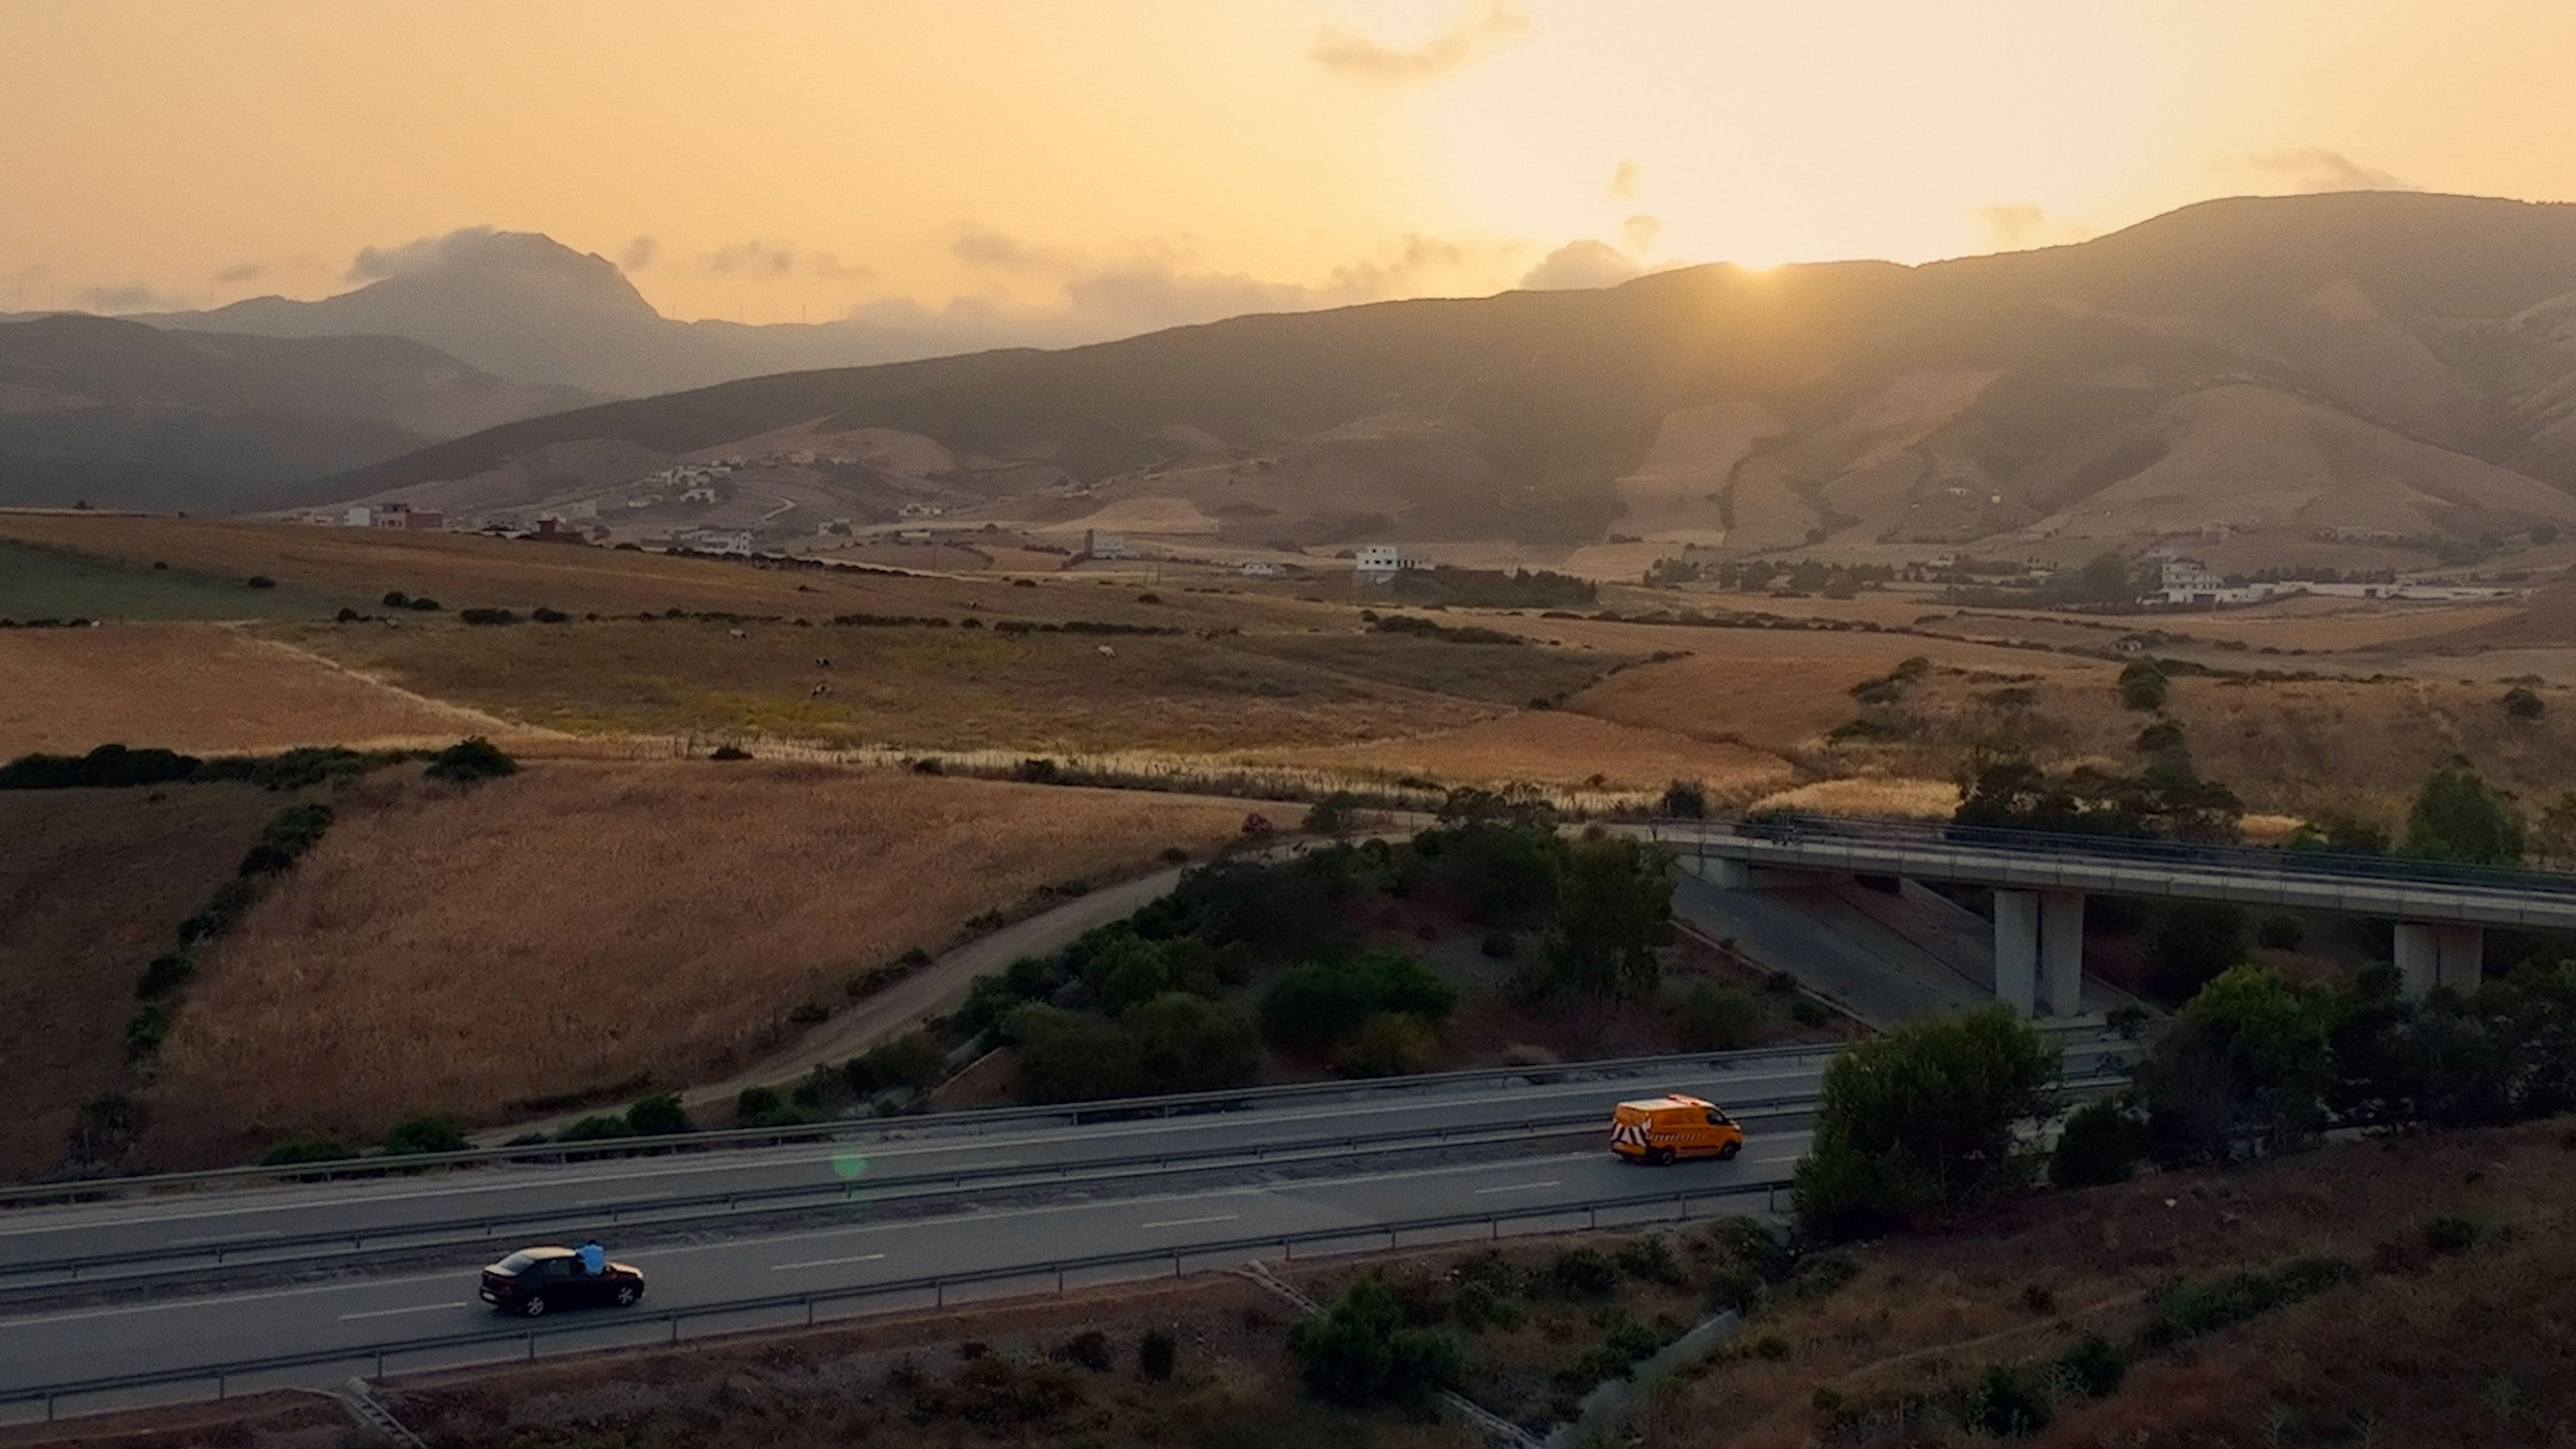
top-left (1138, 1328), bottom-right (1177, 1382)
top-left (458, 607), bottom-right (519, 625)
top-left (1010, 1004), bottom-right (1146, 1104)
top-left (1332, 1012), bottom-right (1441, 1077)
top-left (0, 743), bottom-right (201, 790)
top-left (1678, 981), bottom-right (1761, 1051)
top-left (1258, 950), bottom-right (1456, 1054)
top-left (623, 1091), bottom-right (692, 1136)
top-left (557, 1114), bottom-right (635, 1142)
top-left (845, 1030), bottom-right (949, 1095)
top-left (1303, 791), bottom-right (1361, 836)
top-left (425, 737), bottom-right (517, 783)
top-left (2049, 1095), bottom-right (2150, 1187)
top-left (135, 951), bottom-right (194, 1000)
top-left (1287, 1277), bottom-right (1460, 1407)
top-left (382, 1114), bottom-right (468, 1155)
top-left (259, 1135), bottom-right (356, 1167)
top-left (1794, 1007), bottom-right (2059, 1240)
top-left (1131, 992), bottom-right (1263, 1093)
top-left (1541, 835), bottom-right (1675, 998)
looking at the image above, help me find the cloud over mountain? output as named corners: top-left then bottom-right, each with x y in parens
top-left (1311, 1), bottom-right (1525, 82)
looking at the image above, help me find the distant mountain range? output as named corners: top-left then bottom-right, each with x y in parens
top-left (117, 231), bottom-right (954, 398)
top-left (302, 192), bottom-right (2576, 570)
top-left (0, 315), bottom-right (593, 511)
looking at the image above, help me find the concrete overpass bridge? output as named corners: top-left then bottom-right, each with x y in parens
top-left (1650, 817), bottom-right (2576, 1014)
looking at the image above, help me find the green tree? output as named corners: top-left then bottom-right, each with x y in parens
top-left (2147, 902), bottom-right (2249, 1004)
top-left (623, 1091), bottom-right (692, 1136)
top-left (2139, 965), bottom-right (2337, 1161)
top-left (2402, 757), bottom-right (2525, 865)
top-left (1286, 1276), bottom-right (1460, 1407)
top-left (2534, 791), bottom-right (2576, 867)
top-left (1008, 1004), bottom-right (1144, 1103)
top-left (1677, 981), bottom-right (1762, 1051)
top-left (1302, 791), bottom-right (1361, 836)
top-left (2078, 549), bottom-right (2133, 602)
top-left (425, 736), bottom-right (517, 783)
top-left (382, 1114), bottom-right (468, 1155)
top-left (1129, 991), bottom-right (1261, 1093)
top-left (1793, 1007), bottom-right (2061, 1240)
top-left (2117, 658), bottom-right (2169, 711)
top-left (1544, 835), bottom-right (1675, 997)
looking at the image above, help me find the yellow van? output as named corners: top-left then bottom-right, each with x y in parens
top-left (1609, 1094), bottom-right (1744, 1165)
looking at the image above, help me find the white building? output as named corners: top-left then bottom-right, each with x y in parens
top-left (1084, 530), bottom-right (1132, 561)
top-left (1354, 545), bottom-right (1421, 582)
top-left (341, 505), bottom-right (374, 528)
top-left (1239, 561), bottom-right (1285, 578)
top-left (679, 486), bottom-right (718, 505)
top-left (676, 529), bottom-right (754, 555)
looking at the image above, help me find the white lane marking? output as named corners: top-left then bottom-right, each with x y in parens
top-left (1137, 1214), bottom-right (1238, 1230)
top-left (1751, 1154), bottom-right (1803, 1166)
top-left (769, 1252), bottom-right (886, 1271)
top-left (338, 1301), bottom-right (468, 1321)
top-left (1472, 1181), bottom-right (1562, 1195)
top-left (0, 1271), bottom-right (460, 1328)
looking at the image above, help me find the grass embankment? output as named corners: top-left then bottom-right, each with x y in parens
top-left (1629, 1116), bottom-right (2576, 1448)
top-left (0, 784), bottom-right (280, 1177)
top-left (142, 761), bottom-right (1248, 1164)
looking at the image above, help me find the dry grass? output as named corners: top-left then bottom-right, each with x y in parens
top-left (1750, 775), bottom-right (1960, 820)
top-left (380, 1272), bottom-right (1472, 1449)
top-left (0, 786), bottom-right (282, 1179)
top-left (0, 623), bottom-right (514, 758)
top-left (274, 616), bottom-right (1504, 754)
top-left (0, 513), bottom-right (1305, 629)
top-left (1627, 1118), bottom-right (2576, 1449)
top-left (1566, 643), bottom-right (2112, 759)
top-left (142, 761), bottom-right (1248, 1163)
top-left (1258, 710), bottom-right (1797, 796)
top-left (1868, 667), bottom-right (2576, 825)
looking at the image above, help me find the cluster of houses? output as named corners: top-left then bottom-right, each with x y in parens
top-left (2147, 555), bottom-right (2519, 606)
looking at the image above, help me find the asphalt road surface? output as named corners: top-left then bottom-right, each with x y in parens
top-left (0, 1030), bottom-right (2125, 1413)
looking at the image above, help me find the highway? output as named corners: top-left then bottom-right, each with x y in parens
top-left (0, 1030), bottom-right (2124, 1416)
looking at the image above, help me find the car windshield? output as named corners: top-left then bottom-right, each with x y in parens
top-left (494, 1251), bottom-right (541, 1274)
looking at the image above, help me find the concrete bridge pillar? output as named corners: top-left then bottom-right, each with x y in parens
top-left (2394, 922), bottom-right (2484, 1000)
top-left (2041, 890), bottom-right (2086, 1017)
top-left (1996, 889), bottom-right (2086, 1018)
top-left (1994, 890), bottom-right (2039, 1018)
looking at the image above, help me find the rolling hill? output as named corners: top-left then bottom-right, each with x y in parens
top-left (291, 193), bottom-right (2576, 566)
top-left (0, 315), bottom-right (594, 510)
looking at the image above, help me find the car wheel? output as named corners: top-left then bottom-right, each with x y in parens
top-left (522, 1294), bottom-right (547, 1318)
top-left (1718, 1140), bottom-right (1741, 1161)
top-left (614, 1283), bottom-right (640, 1307)
top-left (1652, 1147), bottom-right (1675, 1167)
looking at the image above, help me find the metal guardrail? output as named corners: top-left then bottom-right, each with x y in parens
top-left (0, 1177), bottom-right (1794, 1420)
top-left (5, 1032), bottom-right (2119, 1208)
top-left (1660, 813), bottom-right (2576, 899)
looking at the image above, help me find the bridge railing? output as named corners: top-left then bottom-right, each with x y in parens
top-left (1662, 813), bottom-right (2576, 900)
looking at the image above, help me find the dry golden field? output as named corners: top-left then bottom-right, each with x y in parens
top-left (1862, 665), bottom-right (2576, 824)
top-left (0, 513), bottom-right (1304, 630)
top-left (1259, 709), bottom-right (1798, 798)
top-left (274, 616), bottom-right (1519, 753)
top-left (1748, 774), bottom-right (1961, 819)
top-left (0, 623), bottom-right (515, 758)
top-left (142, 761), bottom-right (1248, 1163)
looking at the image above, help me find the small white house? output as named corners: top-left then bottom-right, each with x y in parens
top-left (679, 486), bottom-right (719, 505)
top-left (1354, 545), bottom-right (1420, 581)
top-left (1240, 561), bottom-right (1285, 578)
top-left (341, 505), bottom-right (374, 528)
top-left (1084, 530), bottom-right (1132, 561)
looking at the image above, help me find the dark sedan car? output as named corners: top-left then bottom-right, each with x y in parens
top-left (480, 1246), bottom-right (645, 1316)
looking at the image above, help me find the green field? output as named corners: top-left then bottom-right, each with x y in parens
top-left (0, 539), bottom-right (349, 621)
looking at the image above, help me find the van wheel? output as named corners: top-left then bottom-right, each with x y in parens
top-left (1718, 1140), bottom-right (1741, 1161)
top-left (522, 1295), bottom-right (547, 1318)
top-left (1652, 1147), bottom-right (1675, 1167)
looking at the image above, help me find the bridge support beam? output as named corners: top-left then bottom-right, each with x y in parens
top-left (2041, 890), bottom-right (2086, 1017)
top-left (2394, 921), bottom-right (2483, 1000)
top-left (1994, 890), bottom-right (2039, 1018)
top-left (1994, 889), bottom-right (2086, 1018)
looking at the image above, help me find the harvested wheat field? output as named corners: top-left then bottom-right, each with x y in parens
top-left (1261, 710), bottom-right (1797, 798)
top-left (1750, 774), bottom-right (1959, 819)
top-left (276, 616), bottom-right (1507, 752)
top-left (0, 513), bottom-right (1301, 630)
top-left (142, 761), bottom-right (1248, 1164)
top-left (0, 623), bottom-right (514, 758)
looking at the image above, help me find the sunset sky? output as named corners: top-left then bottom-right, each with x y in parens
top-left (8, 0), bottom-right (2575, 337)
